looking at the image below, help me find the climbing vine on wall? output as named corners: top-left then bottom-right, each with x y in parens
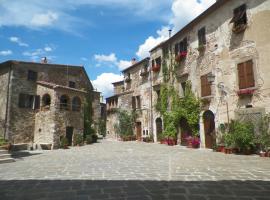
top-left (155, 81), bottom-right (201, 138)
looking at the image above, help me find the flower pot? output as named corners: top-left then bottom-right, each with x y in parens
top-left (225, 148), bottom-right (233, 154)
top-left (260, 152), bottom-right (267, 157)
top-left (218, 145), bottom-right (225, 153)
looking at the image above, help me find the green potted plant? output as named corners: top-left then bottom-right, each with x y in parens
top-left (73, 134), bottom-right (83, 146)
top-left (60, 137), bottom-right (69, 149)
top-left (85, 135), bottom-right (93, 144)
top-left (224, 133), bottom-right (234, 154)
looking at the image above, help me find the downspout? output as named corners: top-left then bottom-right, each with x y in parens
top-left (4, 64), bottom-right (13, 141)
top-left (149, 59), bottom-right (154, 142)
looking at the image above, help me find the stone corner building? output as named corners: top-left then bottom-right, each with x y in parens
top-left (0, 60), bottom-right (101, 149)
top-left (106, 0), bottom-right (270, 147)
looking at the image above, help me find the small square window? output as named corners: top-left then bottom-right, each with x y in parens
top-left (28, 70), bottom-right (37, 81)
top-left (69, 81), bottom-right (76, 88)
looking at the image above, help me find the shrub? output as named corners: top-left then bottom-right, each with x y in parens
top-left (85, 135), bottom-right (93, 144)
top-left (73, 134), bottom-right (83, 146)
top-left (0, 136), bottom-right (8, 146)
top-left (60, 137), bottom-right (69, 149)
top-left (92, 134), bottom-right (98, 143)
top-left (229, 120), bottom-right (255, 151)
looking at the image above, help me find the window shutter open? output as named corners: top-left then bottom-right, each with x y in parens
top-left (238, 62), bottom-right (246, 89)
top-left (35, 95), bottom-right (40, 109)
top-left (246, 60), bottom-right (255, 88)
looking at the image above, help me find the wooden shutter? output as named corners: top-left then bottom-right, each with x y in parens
top-left (238, 62), bottom-right (246, 89)
top-left (35, 95), bottom-right (40, 109)
top-left (246, 60), bottom-right (255, 88)
top-left (175, 43), bottom-right (179, 56)
top-left (201, 75), bottom-right (211, 97)
top-left (238, 60), bottom-right (255, 89)
top-left (132, 97), bottom-right (136, 110)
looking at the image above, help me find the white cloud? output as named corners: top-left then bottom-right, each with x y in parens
top-left (92, 72), bottom-right (123, 98)
top-left (22, 45), bottom-right (56, 61)
top-left (30, 11), bottom-right (58, 27)
top-left (0, 0), bottom-right (172, 32)
top-left (136, 0), bottom-right (215, 59)
top-left (94, 53), bottom-right (117, 63)
top-left (118, 60), bottom-right (132, 70)
top-left (9, 36), bottom-right (29, 47)
top-left (94, 53), bottom-right (131, 70)
top-left (0, 50), bottom-right (13, 56)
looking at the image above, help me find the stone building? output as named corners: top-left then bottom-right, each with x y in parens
top-left (106, 0), bottom-right (270, 148)
top-left (0, 60), bottom-right (101, 149)
top-left (106, 58), bottom-right (151, 140)
top-left (149, 0), bottom-right (270, 147)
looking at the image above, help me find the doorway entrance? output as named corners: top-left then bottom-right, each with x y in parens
top-left (66, 126), bottom-right (74, 146)
top-left (156, 118), bottom-right (163, 141)
top-left (203, 110), bottom-right (216, 148)
top-left (179, 118), bottom-right (192, 145)
top-left (136, 122), bottom-right (142, 141)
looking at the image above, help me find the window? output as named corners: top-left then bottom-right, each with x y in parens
top-left (60, 95), bottom-right (69, 110)
top-left (27, 70), bottom-right (37, 81)
top-left (18, 94), bottom-right (40, 109)
top-left (201, 75), bottom-right (211, 97)
top-left (155, 57), bottom-right (161, 67)
top-left (72, 96), bottom-right (81, 112)
top-left (69, 81), bottom-right (76, 88)
top-left (238, 60), bottom-right (255, 89)
top-left (175, 37), bottom-right (188, 56)
top-left (42, 94), bottom-right (51, 107)
top-left (136, 96), bottom-right (141, 109)
top-left (198, 27), bottom-right (206, 46)
top-left (132, 96), bottom-right (136, 110)
top-left (230, 4), bottom-right (247, 28)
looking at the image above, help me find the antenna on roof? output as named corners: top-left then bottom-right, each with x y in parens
top-left (169, 29), bottom-right (172, 38)
top-left (41, 57), bottom-right (48, 64)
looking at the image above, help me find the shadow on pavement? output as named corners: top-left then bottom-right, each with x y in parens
top-left (0, 180), bottom-right (269, 200)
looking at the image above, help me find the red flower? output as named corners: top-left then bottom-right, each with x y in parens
top-left (237, 89), bottom-right (255, 96)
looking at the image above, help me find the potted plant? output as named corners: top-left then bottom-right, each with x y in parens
top-left (255, 114), bottom-right (270, 157)
top-left (175, 51), bottom-right (187, 63)
top-left (224, 133), bottom-right (234, 154)
top-left (60, 137), bottom-right (69, 149)
top-left (85, 135), bottom-right (93, 144)
top-left (73, 134), bottom-right (83, 146)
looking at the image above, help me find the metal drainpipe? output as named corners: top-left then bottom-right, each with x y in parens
top-left (4, 64), bottom-right (13, 141)
top-left (149, 59), bottom-right (154, 142)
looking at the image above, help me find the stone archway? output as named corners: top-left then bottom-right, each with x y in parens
top-left (155, 118), bottom-right (163, 141)
top-left (203, 110), bottom-right (216, 149)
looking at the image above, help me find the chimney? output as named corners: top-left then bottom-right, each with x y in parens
top-left (169, 29), bottom-right (172, 38)
top-left (41, 57), bottom-right (48, 64)
top-left (131, 58), bottom-right (137, 65)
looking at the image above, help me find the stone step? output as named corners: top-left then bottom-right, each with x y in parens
top-left (0, 149), bottom-right (9, 155)
top-left (0, 154), bottom-right (11, 159)
top-left (0, 158), bottom-right (15, 164)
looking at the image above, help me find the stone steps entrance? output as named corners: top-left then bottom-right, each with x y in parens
top-left (0, 149), bottom-right (15, 164)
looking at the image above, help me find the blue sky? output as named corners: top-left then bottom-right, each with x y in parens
top-left (0, 0), bottom-right (215, 98)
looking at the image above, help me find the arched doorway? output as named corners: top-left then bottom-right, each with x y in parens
top-left (203, 110), bottom-right (216, 149)
top-left (156, 118), bottom-right (163, 141)
top-left (179, 118), bottom-right (192, 145)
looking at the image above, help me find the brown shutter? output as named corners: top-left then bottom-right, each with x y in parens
top-left (245, 60), bottom-right (255, 88)
top-left (35, 95), bottom-right (40, 109)
top-left (201, 75), bottom-right (211, 97)
top-left (132, 96), bottom-right (136, 110)
top-left (238, 63), bottom-right (246, 89)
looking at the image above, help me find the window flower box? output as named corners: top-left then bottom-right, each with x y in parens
top-left (175, 51), bottom-right (187, 63)
top-left (152, 65), bottom-right (160, 72)
top-left (237, 88), bottom-right (256, 96)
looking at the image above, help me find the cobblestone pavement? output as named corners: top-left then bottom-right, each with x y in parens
top-left (0, 139), bottom-right (270, 200)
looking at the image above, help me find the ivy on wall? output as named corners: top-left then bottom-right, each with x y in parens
top-left (155, 81), bottom-right (201, 138)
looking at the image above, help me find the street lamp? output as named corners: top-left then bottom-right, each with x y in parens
top-left (207, 72), bottom-right (215, 83)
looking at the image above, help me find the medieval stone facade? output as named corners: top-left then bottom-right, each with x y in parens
top-left (106, 0), bottom-right (270, 148)
top-left (0, 60), bottom-right (101, 149)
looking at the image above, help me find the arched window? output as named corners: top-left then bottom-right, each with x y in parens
top-left (60, 95), bottom-right (69, 110)
top-left (42, 94), bottom-right (51, 108)
top-left (72, 96), bottom-right (81, 112)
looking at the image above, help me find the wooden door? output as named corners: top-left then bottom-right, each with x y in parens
top-left (136, 122), bottom-right (142, 141)
top-left (66, 127), bottom-right (74, 146)
top-left (203, 111), bottom-right (216, 149)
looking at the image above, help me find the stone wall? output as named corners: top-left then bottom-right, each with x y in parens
top-left (0, 65), bottom-right (10, 138)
